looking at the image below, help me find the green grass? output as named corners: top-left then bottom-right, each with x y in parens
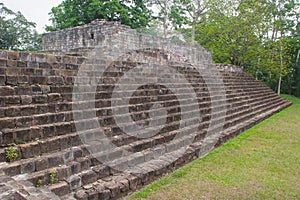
top-left (131, 95), bottom-right (300, 200)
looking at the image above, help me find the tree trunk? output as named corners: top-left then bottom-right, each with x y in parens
top-left (256, 56), bottom-right (261, 80)
top-left (287, 73), bottom-right (292, 95)
top-left (192, 24), bottom-right (195, 45)
top-left (277, 72), bottom-right (282, 95)
top-left (295, 49), bottom-right (300, 97)
top-left (163, 2), bottom-right (167, 39)
top-left (163, 15), bottom-right (167, 38)
top-left (277, 39), bottom-right (283, 95)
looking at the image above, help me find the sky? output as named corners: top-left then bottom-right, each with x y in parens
top-left (1, 0), bottom-right (63, 33)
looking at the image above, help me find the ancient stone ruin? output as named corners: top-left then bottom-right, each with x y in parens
top-left (0, 20), bottom-right (292, 199)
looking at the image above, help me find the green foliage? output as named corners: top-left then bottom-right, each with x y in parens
top-left (36, 178), bottom-right (43, 187)
top-left (0, 3), bottom-right (41, 50)
top-left (49, 171), bottom-right (57, 184)
top-left (188, 0), bottom-right (299, 95)
top-left (46, 0), bottom-right (151, 31)
top-left (6, 146), bottom-right (18, 162)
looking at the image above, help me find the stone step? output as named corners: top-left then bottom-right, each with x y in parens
top-left (0, 174), bottom-right (60, 200)
top-left (65, 98), bottom-right (291, 200)
top-left (224, 97), bottom-right (286, 129)
top-left (218, 100), bottom-right (292, 146)
top-left (0, 92), bottom-right (280, 162)
top-left (0, 146), bottom-right (85, 176)
top-left (0, 87), bottom-right (272, 135)
top-left (0, 91), bottom-right (281, 161)
top-left (0, 83), bottom-right (272, 111)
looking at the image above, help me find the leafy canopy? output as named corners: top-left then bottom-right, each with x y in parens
top-left (0, 3), bottom-right (41, 51)
top-left (46, 0), bottom-right (151, 31)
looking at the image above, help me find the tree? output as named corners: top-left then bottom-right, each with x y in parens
top-left (147, 0), bottom-right (190, 38)
top-left (180, 0), bottom-right (209, 44)
top-left (185, 0), bottom-right (299, 95)
top-left (0, 3), bottom-right (41, 50)
top-left (46, 0), bottom-right (151, 31)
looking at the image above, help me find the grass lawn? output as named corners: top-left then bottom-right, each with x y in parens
top-left (130, 95), bottom-right (300, 200)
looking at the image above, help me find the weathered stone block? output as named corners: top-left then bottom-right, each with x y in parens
top-left (3, 162), bottom-right (21, 176)
top-left (17, 76), bottom-right (29, 84)
top-left (86, 189), bottom-right (98, 200)
top-left (33, 114), bottom-right (49, 125)
top-left (0, 50), bottom-right (7, 59)
top-left (19, 142), bottom-right (40, 159)
top-left (0, 86), bottom-right (15, 96)
top-left (47, 155), bottom-right (64, 168)
top-left (0, 59), bottom-right (7, 67)
top-left (1, 191), bottom-right (26, 200)
top-left (35, 104), bottom-right (49, 114)
top-left (30, 126), bottom-right (42, 140)
top-left (6, 76), bottom-right (18, 86)
top-left (104, 182), bottom-right (120, 198)
top-left (17, 61), bottom-right (27, 67)
top-left (45, 54), bottom-right (56, 63)
top-left (33, 54), bottom-right (46, 63)
top-left (64, 76), bottom-right (75, 85)
top-left (0, 68), bottom-right (5, 75)
top-left (49, 181), bottom-right (69, 196)
top-left (92, 165), bottom-right (110, 178)
top-left (76, 157), bottom-right (91, 171)
top-left (32, 95), bottom-right (48, 103)
top-left (1, 129), bottom-right (14, 144)
top-left (5, 107), bottom-right (20, 117)
top-left (35, 158), bottom-right (49, 171)
top-left (16, 86), bottom-right (32, 95)
top-left (62, 56), bottom-right (77, 64)
top-left (119, 178), bottom-right (130, 193)
top-left (75, 190), bottom-right (88, 200)
top-left (0, 108), bottom-right (4, 117)
top-left (20, 96), bottom-right (33, 105)
top-left (39, 62), bottom-right (52, 69)
top-left (127, 175), bottom-right (140, 190)
top-left (56, 123), bottom-right (72, 135)
top-left (29, 76), bottom-right (48, 85)
top-left (69, 161), bottom-right (81, 174)
top-left (27, 61), bottom-right (39, 68)
top-left (0, 118), bottom-right (15, 130)
top-left (71, 147), bottom-right (83, 159)
top-left (66, 175), bottom-right (82, 190)
top-left (14, 128), bottom-right (31, 143)
top-left (16, 116), bottom-right (33, 128)
top-left (97, 189), bottom-right (110, 200)
top-left (7, 51), bottom-right (19, 60)
top-left (7, 60), bottom-right (17, 67)
top-left (21, 160), bottom-right (35, 173)
top-left (62, 150), bottom-right (74, 163)
top-left (5, 68), bottom-right (20, 76)
top-left (79, 170), bottom-right (97, 185)
top-left (56, 165), bottom-right (72, 180)
top-left (48, 93), bottom-right (62, 102)
top-left (41, 85), bottom-right (51, 94)
top-left (0, 76), bottom-right (5, 86)
top-left (19, 52), bottom-right (31, 61)
top-left (5, 96), bottom-right (20, 105)
top-left (42, 125), bottom-right (56, 138)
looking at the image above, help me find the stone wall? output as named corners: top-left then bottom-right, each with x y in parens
top-left (0, 21), bottom-right (292, 200)
top-left (42, 20), bottom-right (212, 62)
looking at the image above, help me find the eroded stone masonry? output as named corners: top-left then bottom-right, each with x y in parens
top-left (0, 20), bottom-right (291, 199)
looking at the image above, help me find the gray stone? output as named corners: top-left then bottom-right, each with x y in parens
top-left (66, 175), bottom-right (82, 191)
top-left (21, 161), bottom-right (35, 174)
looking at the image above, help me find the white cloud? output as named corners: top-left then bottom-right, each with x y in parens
top-left (1, 0), bottom-right (63, 33)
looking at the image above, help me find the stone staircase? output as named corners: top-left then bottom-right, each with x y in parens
top-left (0, 34), bottom-right (292, 199)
